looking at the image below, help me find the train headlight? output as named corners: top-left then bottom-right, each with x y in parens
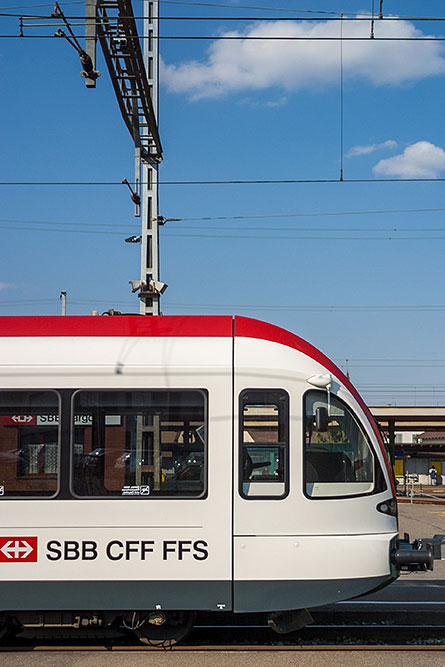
top-left (376, 498), bottom-right (398, 516)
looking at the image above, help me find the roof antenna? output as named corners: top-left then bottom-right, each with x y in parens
top-left (60, 290), bottom-right (67, 316)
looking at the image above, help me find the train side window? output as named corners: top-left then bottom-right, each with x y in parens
top-left (0, 391), bottom-right (60, 498)
top-left (304, 390), bottom-right (387, 499)
top-left (70, 390), bottom-right (207, 498)
top-left (239, 389), bottom-right (289, 499)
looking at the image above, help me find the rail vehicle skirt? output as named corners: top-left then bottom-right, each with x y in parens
top-left (0, 576), bottom-right (392, 612)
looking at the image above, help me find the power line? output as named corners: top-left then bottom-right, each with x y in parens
top-left (0, 217), bottom-right (139, 229)
top-left (3, 1), bottom-right (445, 20)
top-left (0, 2), bottom-right (82, 8)
top-left (4, 33), bottom-right (445, 41)
top-left (163, 302), bottom-right (445, 312)
top-left (0, 299), bottom-right (57, 306)
top-left (163, 233), bottom-right (445, 240)
top-left (0, 298), bottom-right (158, 309)
top-left (4, 225), bottom-right (445, 240)
top-left (141, 0), bottom-right (355, 14)
top-left (2, 299), bottom-right (445, 313)
top-left (173, 207), bottom-right (445, 221)
top-left (0, 298), bottom-right (134, 308)
top-left (166, 226), bottom-right (445, 232)
top-left (9, 13), bottom-right (445, 21)
top-left (2, 206), bottom-right (445, 227)
top-left (6, 219), bottom-right (445, 234)
top-left (0, 1), bottom-right (390, 16)
top-left (360, 387), bottom-right (445, 391)
top-left (2, 178), bottom-right (445, 185)
top-left (4, 212), bottom-right (445, 235)
top-left (362, 391), bottom-right (445, 395)
top-left (335, 358), bottom-right (445, 368)
top-left (0, 1), bottom-right (341, 14)
top-left (0, 225), bottom-right (134, 236)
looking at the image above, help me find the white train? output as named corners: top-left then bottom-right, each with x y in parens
top-left (0, 315), bottom-right (431, 644)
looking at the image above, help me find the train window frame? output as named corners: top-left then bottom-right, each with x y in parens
top-left (0, 389), bottom-right (61, 500)
top-left (239, 388), bottom-right (290, 501)
top-left (69, 388), bottom-right (208, 500)
top-left (303, 389), bottom-right (387, 500)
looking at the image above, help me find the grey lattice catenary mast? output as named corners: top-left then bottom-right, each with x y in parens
top-left (80, 1), bottom-right (165, 315)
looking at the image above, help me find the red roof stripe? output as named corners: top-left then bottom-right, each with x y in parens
top-left (0, 315), bottom-right (233, 338)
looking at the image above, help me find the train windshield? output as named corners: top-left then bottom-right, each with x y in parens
top-left (304, 390), bottom-right (386, 498)
top-left (71, 390), bottom-right (206, 498)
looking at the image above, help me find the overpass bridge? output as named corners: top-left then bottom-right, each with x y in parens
top-left (369, 406), bottom-right (445, 479)
top-left (370, 406), bottom-right (445, 432)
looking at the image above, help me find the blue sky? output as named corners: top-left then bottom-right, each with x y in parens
top-left (1, 1), bottom-right (445, 405)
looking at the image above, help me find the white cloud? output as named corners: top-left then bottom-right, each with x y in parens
top-left (161, 18), bottom-right (445, 100)
top-left (241, 95), bottom-right (288, 108)
top-left (0, 282), bottom-right (16, 291)
top-left (346, 140), bottom-right (397, 158)
top-left (373, 141), bottom-right (445, 178)
top-left (265, 96), bottom-right (288, 108)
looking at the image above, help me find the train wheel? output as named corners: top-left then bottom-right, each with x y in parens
top-left (125, 611), bottom-right (196, 647)
top-left (0, 614), bottom-right (15, 642)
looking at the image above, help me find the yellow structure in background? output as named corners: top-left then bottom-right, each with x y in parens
top-left (430, 461), bottom-right (442, 475)
top-left (394, 459), bottom-right (404, 477)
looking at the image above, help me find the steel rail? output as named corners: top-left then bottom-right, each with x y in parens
top-left (2, 644), bottom-right (445, 651)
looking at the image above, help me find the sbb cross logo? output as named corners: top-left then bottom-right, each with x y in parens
top-left (0, 537), bottom-right (38, 562)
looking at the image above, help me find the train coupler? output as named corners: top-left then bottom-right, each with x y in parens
top-left (392, 533), bottom-right (445, 572)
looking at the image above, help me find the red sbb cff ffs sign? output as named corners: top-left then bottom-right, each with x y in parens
top-left (0, 537), bottom-right (38, 562)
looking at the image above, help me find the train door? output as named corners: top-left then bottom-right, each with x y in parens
top-left (232, 331), bottom-right (304, 612)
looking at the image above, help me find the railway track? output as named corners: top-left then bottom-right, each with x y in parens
top-left (2, 615), bottom-right (445, 651)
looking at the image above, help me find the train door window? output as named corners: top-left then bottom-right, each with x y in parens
top-left (304, 390), bottom-right (386, 498)
top-left (240, 389), bottom-right (289, 499)
top-left (71, 390), bottom-right (207, 498)
top-left (0, 391), bottom-right (60, 497)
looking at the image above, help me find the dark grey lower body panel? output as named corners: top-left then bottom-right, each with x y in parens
top-left (0, 580), bottom-right (231, 612)
top-left (0, 576), bottom-right (392, 613)
top-left (234, 575), bottom-right (393, 612)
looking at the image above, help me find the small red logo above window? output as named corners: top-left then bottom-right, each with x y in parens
top-left (0, 416), bottom-right (36, 426)
top-left (0, 537), bottom-right (38, 562)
